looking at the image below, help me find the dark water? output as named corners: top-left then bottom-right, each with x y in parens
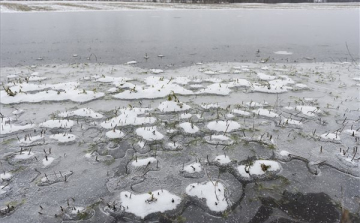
top-left (1, 9), bottom-right (359, 68)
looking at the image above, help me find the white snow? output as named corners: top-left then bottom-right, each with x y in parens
top-left (126, 61), bottom-right (137, 65)
top-left (3, 89), bottom-right (104, 103)
top-left (252, 83), bottom-right (288, 93)
top-left (204, 70), bottom-right (217, 75)
top-left (106, 129), bottom-right (125, 139)
top-left (253, 109), bottom-right (279, 118)
top-left (197, 83), bottom-right (231, 95)
top-left (232, 109), bottom-right (251, 117)
top-left (1, 82), bottom-right (104, 104)
top-left (50, 133), bottom-right (77, 142)
top-left (158, 101), bottom-right (191, 112)
top-left (321, 132), bottom-right (341, 141)
top-left (120, 190), bottom-right (181, 219)
top-left (131, 157), bottom-right (157, 167)
top-left (282, 118), bottom-right (302, 125)
top-left (214, 155), bottom-right (231, 164)
top-left (0, 172), bottom-right (12, 181)
top-left (28, 76), bottom-right (47, 81)
top-left (100, 107), bottom-right (156, 129)
top-left (280, 150), bottom-right (290, 156)
top-left (1, 117), bottom-right (35, 135)
top-left (71, 207), bottom-right (85, 214)
top-left (179, 122), bottom-right (199, 134)
top-left (58, 108), bottom-right (103, 119)
top-left (39, 120), bottom-right (74, 129)
top-left (180, 113), bottom-right (192, 119)
top-left (136, 126), bottom-right (164, 141)
top-left (295, 106), bottom-right (321, 116)
top-left (237, 160), bottom-right (281, 178)
top-left (42, 157), bottom-right (55, 167)
top-left (6, 82), bottom-right (78, 93)
top-left (274, 51), bottom-right (293, 55)
top-left (257, 73), bottom-right (276, 80)
top-left (0, 185), bottom-right (8, 195)
top-left (207, 121), bottom-right (240, 132)
top-left (12, 109), bottom-right (24, 115)
top-left (186, 181), bottom-right (228, 212)
top-left (167, 141), bottom-right (181, 149)
top-left (246, 101), bottom-right (268, 107)
top-left (113, 80), bottom-right (193, 99)
top-left (226, 113), bottom-right (235, 119)
top-left (150, 69), bottom-right (164, 74)
top-left (210, 134), bottom-right (231, 141)
top-left (227, 79), bottom-right (251, 87)
top-left (183, 162), bottom-right (202, 173)
top-left (14, 152), bottom-right (35, 160)
top-left (295, 83), bottom-right (308, 89)
top-left (201, 103), bottom-right (222, 109)
top-left (19, 135), bottom-right (44, 144)
top-left (93, 75), bottom-right (131, 84)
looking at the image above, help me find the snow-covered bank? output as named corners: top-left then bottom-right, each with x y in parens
top-left (1, 2), bottom-right (359, 13)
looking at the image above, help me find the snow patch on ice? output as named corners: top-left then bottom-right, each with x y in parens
top-left (214, 155), bottom-right (231, 165)
top-left (120, 190), bottom-right (181, 219)
top-left (237, 160), bottom-right (281, 178)
top-left (179, 122), bottom-right (199, 134)
top-left (183, 162), bottom-right (202, 173)
top-left (136, 126), bottom-right (164, 141)
top-left (39, 120), bottom-right (74, 129)
top-left (106, 129), bottom-right (125, 139)
top-left (186, 181), bottom-right (228, 212)
top-left (131, 157), bottom-right (157, 167)
top-left (58, 108), bottom-right (103, 119)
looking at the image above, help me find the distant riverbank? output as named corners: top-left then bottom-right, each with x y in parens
top-left (1, 1), bottom-right (359, 13)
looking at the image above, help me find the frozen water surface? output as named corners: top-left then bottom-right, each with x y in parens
top-left (0, 61), bottom-right (359, 222)
top-left (1, 5), bottom-right (359, 68)
top-left (1, 3), bottom-right (360, 223)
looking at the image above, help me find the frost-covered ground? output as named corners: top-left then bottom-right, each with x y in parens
top-left (0, 1), bottom-right (359, 13)
top-left (0, 62), bottom-right (359, 222)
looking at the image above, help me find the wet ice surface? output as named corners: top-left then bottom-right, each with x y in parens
top-left (1, 7), bottom-right (360, 69)
top-left (0, 62), bottom-right (359, 222)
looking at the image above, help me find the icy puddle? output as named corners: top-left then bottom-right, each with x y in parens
top-left (0, 62), bottom-right (359, 222)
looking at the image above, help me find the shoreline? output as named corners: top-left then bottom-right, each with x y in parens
top-left (1, 2), bottom-right (360, 13)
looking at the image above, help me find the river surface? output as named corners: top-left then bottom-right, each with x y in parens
top-left (1, 8), bottom-right (359, 68)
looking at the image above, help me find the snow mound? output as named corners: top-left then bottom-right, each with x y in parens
top-left (179, 122), bottom-right (199, 134)
top-left (136, 126), bottom-right (164, 141)
top-left (214, 155), bottom-right (231, 165)
top-left (186, 181), bottom-right (228, 212)
top-left (131, 157), bottom-right (157, 167)
top-left (237, 160), bottom-right (281, 178)
top-left (253, 109), bottom-right (279, 118)
top-left (39, 120), bottom-right (74, 129)
top-left (100, 107), bottom-right (156, 129)
top-left (1, 117), bottom-right (35, 135)
top-left (295, 106), bottom-right (321, 116)
top-left (232, 109), bottom-right (251, 117)
top-left (106, 129), bottom-right (125, 139)
top-left (58, 108), bottom-right (103, 119)
top-left (120, 190), bottom-right (181, 219)
top-left (183, 162), bottom-right (202, 173)
top-left (158, 101), bottom-right (191, 112)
